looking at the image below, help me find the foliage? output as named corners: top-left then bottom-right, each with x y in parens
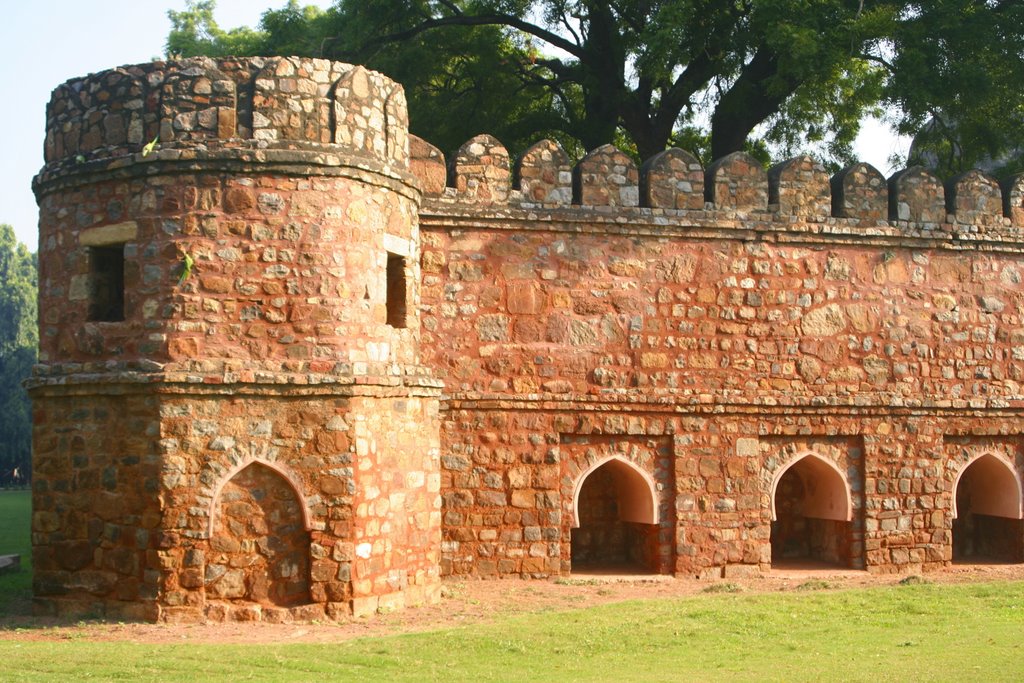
top-left (0, 226), bottom-right (36, 485)
top-left (165, 1), bottom-right (1024, 171)
top-left (3, 581), bottom-right (1024, 679)
top-left (887, 0), bottom-right (1024, 177)
top-left (166, 0), bottom-right (265, 57)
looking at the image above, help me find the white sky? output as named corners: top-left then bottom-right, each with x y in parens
top-left (0, 1), bottom-right (908, 249)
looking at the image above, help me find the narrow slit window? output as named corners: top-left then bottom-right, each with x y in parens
top-left (386, 252), bottom-right (407, 328)
top-left (88, 245), bottom-right (125, 322)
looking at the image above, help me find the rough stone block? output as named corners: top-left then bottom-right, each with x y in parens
top-left (573, 144), bottom-right (639, 207)
top-left (705, 151), bottom-right (768, 212)
top-left (409, 135), bottom-right (447, 196)
top-left (888, 166), bottom-right (945, 224)
top-left (516, 139), bottom-right (572, 204)
top-left (946, 169), bottom-right (1003, 228)
top-left (640, 148), bottom-right (704, 210)
top-left (831, 162), bottom-right (888, 223)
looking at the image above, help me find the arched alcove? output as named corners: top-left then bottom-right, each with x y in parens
top-left (570, 457), bottom-right (659, 573)
top-left (770, 453), bottom-right (856, 569)
top-left (207, 462), bottom-right (311, 606)
top-left (953, 454), bottom-right (1024, 563)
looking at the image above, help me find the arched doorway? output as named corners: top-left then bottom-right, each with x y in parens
top-left (570, 458), bottom-right (659, 573)
top-left (953, 454), bottom-right (1024, 562)
top-left (771, 454), bottom-right (855, 569)
top-left (207, 462), bottom-right (311, 606)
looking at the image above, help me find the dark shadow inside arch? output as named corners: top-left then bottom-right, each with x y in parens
top-left (771, 456), bottom-right (858, 570)
top-left (953, 455), bottom-right (1024, 563)
top-left (570, 460), bottom-right (659, 574)
top-left (208, 462), bottom-right (311, 606)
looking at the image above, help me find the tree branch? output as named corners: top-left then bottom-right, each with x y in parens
top-left (348, 12), bottom-right (586, 63)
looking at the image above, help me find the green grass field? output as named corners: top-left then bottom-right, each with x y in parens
top-left (1, 490), bottom-right (1022, 681)
top-left (0, 489), bottom-right (31, 611)
top-left (0, 581), bottom-right (1022, 681)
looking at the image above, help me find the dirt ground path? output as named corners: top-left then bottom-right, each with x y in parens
top-left (3, 563), bottom-right (1023, 644)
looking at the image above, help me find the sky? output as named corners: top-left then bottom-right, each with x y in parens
top-left (0, 1), bottom-right (908, 250)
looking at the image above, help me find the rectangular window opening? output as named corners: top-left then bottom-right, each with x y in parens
top-left (88, 245), bottom-right (125, 322)
top-left (386, 252), bottom-right (407, 329)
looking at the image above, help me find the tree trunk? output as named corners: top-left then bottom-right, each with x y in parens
top-left (710, 49), bottom-right (799, 161)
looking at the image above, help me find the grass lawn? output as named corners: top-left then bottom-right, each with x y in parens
top-left (0, 489), bottom-right (31, 611)
top-left (1, 580), bottom-right (1022, 682)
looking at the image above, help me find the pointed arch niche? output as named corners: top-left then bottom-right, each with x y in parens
top-left (205, 459), bottom-right (312, 607)
top-left (770, 453), bottom-right (857, 569)
top-left (570, 456), bottom-right (659, 573)
top-left (952, 453), bottom-right (1024, 563)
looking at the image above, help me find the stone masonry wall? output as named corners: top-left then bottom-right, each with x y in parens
top-left (414, 133), bottom-right (1024, 579)
top-left (31, 387), bottom-right (163, 621)
top-left (36, 172), bottom-right (421, 367)
top-left (31, 55), bottom-right (1024, 621)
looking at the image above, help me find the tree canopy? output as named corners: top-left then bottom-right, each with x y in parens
top-left (0, 225), bottom-right (37, 485)
top-left (167, 1), bottom-right (1024, 173)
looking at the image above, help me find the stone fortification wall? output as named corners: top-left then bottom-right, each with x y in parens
top-left (30, 55), bottom-right (1024, 621)
top-left (409, 133), bottom-right (1024, 578)
top-left (31, 58), bottom-right (441, 622)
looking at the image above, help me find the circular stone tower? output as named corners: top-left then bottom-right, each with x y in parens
top-left (30, 57), bottom-right (442, 622)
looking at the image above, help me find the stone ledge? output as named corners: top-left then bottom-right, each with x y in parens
top-left (33, 141), bottom-right (422, 201)
top-left (32, 359), bottom-right (439, 380)
top-left (26, 366), bottom-right (444, 396)
top-left (422, 200), bottom-right (1024, 253)
top-left (441, 390), bottom-right (1024, 414)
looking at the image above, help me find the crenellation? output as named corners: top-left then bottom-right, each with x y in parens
top-left (252, 57), bottom-right (331, 144)
top-left (409, 135), bottom-right (446, 196)
top-left (45, 67), bottom-right (151, 162)
top-left (830, 163), bottom-right (888, 224)
top-left (573, 144), bottom-right (639, 207)
top-left (383, 87), bottom-right (410, 168)
top-left (1002, 174), bottom-right (1024, 227)
top-left (888, 166), bottom-right (945, 225)
top-left (515, 139), bottom-right (572, 205)
top-left (450, 134), bottom-right (511, 203)
top-left (161, 59), bottom-right (237, 143)
top-left (768, 155), bottom-right (831, 219)
top-left (41, 58), bottom-right (409, 175)
top-left (946, 169), bottom-right (1004, 229)
top-left (705, 151), bottom-right (768, 213)
top-left (639, 148), bottom-right (704, 210)
top-left (333, 64), bottom-right (408, 165)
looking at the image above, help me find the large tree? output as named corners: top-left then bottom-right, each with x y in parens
top-left (168, 1), bottom-right (1024, 171)
top-left (0, 225), bottom-right (37, 486)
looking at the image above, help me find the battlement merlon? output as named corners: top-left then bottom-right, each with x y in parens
top-left (34, 57), bottom-right (413, 196)
top-left (409, 136), bottom-right (1024, 240)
